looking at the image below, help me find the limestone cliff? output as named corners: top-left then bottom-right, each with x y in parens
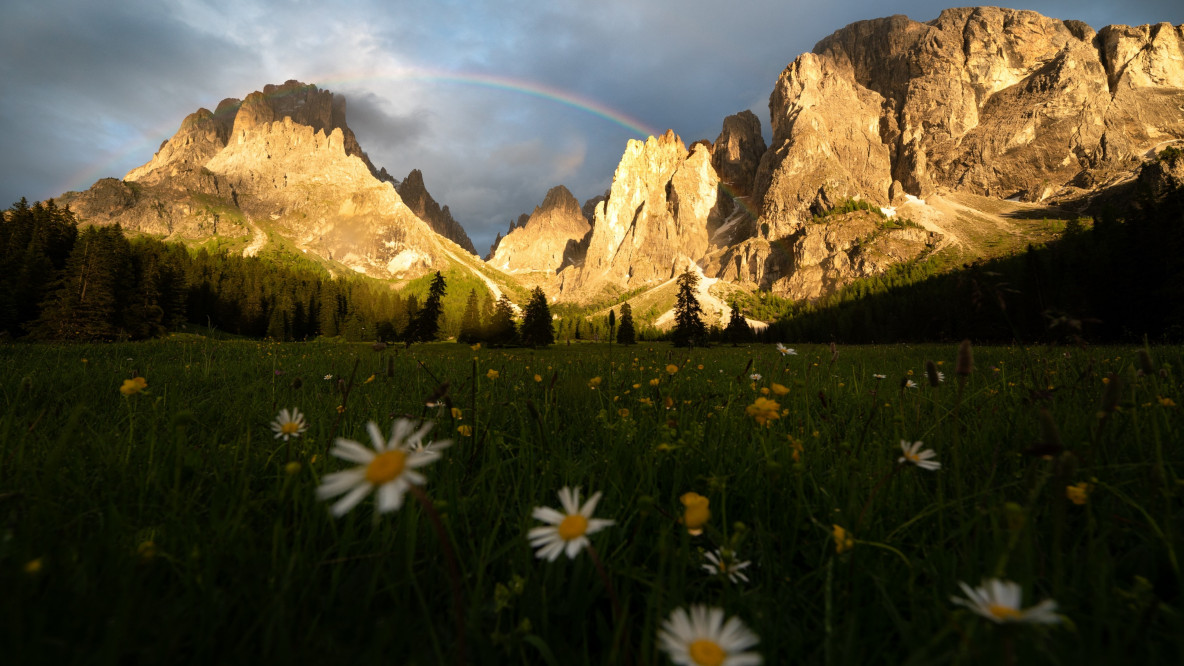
top-left (56, 81), bottom-right (475, 281)
top-left (396, 169), bottom-right (478, 255)
top-left (490, 185), bottom-right (590, 274)
top-left (753, 8), bottom-right (1184, 244)
top-left (560, 130), bottom-right (730, 299)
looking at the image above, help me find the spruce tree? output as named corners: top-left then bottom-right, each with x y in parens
top-left (671, 268), bottom-right (707, 348)
top-left (617, 302), bottom-right (636, 345)
top-left (488, 295), bottom-right (518, 346)
top-left (520, 286), bottom-right (554, 347)
top-left (406, 271), bottom-right (447, 342)
top-left (458, 288), bottom-right (481, 343)
top-left (724, 298), bottom-right (752, 345)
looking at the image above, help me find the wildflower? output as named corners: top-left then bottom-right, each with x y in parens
top-left (951, 579), bottom-right (1060, 624)
top-left (119, 377), bottom-right (147, 396)
top-left (1159, 396), bottom-right (1177, 407)
top-left (639, 397), bottom-right (654, 406)
top-left (903, 379), bottom-right (918, 389)
top-left (451, 407), bottom-right (463, 420)
top-left (658, 605), bottom-right (762, 666)
top-left (873, 374), bottom-right (886, 380)
top-left (788, 436), bottom-right (803, 463)
top-left (270, 408), bottom-right (308, 441)
top-left (24, 558), bottom-right (43, 575)
top-left (898, 440), bottom-right (940, 471)
top-left (618, 408), bottom-right (630, 418)
top-left (528, 487), bottom-right (614, 561)
top-left (771, 383), bottom-right (789, 396)
top-left (680, 492), bottom-right (711, 535)
top-left (750, 373), bottom-right (762, 381)
top-left (363, 374), bottom-right (375, 384)
top-left (702, 549), bottom-right (751, 584)
top-left (833, 524), bottom-right (854, 554)
top-left (457, 425), bottom-right (473, 437)
top-left (470, 343), bottom-right (481, 351)
top-left (746, 397), bottom-right (780, 426)
top-left (589, 376), bottom-right (602, 389)
top-left (664, 396), bottom-right (676, 410)
top-left (1066, 481), bottom-right (1093, 505)
top-left (316, 420), bottom-right (450, 517)
top-left (776, 342), bottom-right (797, 356)
top-left (324, 374), bottom-right (333, 380)
top-left (650, 378), bottom-right (661, 387)
top-left (667, 364), bottom-right (680, 375)
top-left (486, 369), bottom-right (499, 380)
top-left (534, 374), bottom-right (542, 382)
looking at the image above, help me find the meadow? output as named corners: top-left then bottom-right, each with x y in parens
top-left (1, 338), bottom-right (1181, 665)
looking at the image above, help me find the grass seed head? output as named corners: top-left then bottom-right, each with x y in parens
top-left (955, 340), bottom-right (973, 377)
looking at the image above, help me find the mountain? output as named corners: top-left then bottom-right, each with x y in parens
top-left (55, 80), bottom-right (490, 285)
top-left (489, 185), bottom-right (590, 274)
top-left (395, 169), bottom-right (478, 255)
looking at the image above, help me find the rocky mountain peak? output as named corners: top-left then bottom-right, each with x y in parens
top-left (395, 169), bottom-right (478, 255)
top-left (711, 110), bottom-right (766, 198)
top-left (490, 184), bottom-right (591, 274)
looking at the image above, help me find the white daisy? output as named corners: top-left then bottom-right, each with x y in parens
top-left (316, 420), bottom-right (450, 517)
top-left (935, 371), bottom-right (945, 383)
top-left (658, 605), bottom-right (762, 666)
top-left (904, 379), bottom-right (918, 389)
top-left (528, 487), bottom-right (614, 561)
top-left (898, 440), bottom-right (941, 471)
top-left (750, 373), bottom-right (762, 382)
top-left (270, 407), bottom-right (308, 441)
top-left (702, 549), bottom-right (752, 584)
top-left (951, 579), bottom-right (1060, 625)
top-left (775, 343), bottom-right (797, 356)
top-left (873, 373), bottom-right (887, 379)
top-left (323, 374), bottom-right (333, 380)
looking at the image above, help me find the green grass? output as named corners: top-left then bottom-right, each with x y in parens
top-left (1, 340), bottom-right (1182, 664)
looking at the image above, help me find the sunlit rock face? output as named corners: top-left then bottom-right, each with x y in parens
top-left (56, 81), bottom-right (470, 280)
top-left (754, 8), bottom-right (1184, 239)
top-left (490, 185), bottom-right (590, 274)
top-left (560, 130), bottom-right (729, 299)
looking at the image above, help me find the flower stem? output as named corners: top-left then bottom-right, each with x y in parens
top-left (587, 543), bottom-right (633, 666)
top-left (409, 485), bottom-right (467, 666)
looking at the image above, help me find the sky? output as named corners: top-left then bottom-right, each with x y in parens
top-left (2, 1), bottom-right (1179, 254)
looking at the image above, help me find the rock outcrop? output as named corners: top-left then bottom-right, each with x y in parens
top-left (711, 111), bottom-right (767, 198)
top-left (396, 169), bottom-right (478, 255)
top-left (57, 81), bottom-right (476, 281)
top-left (489, 185), bottom-right (590, 274)
top-left (753, 8), bottom-right (1184, 245)
top-left (561, 130), bottom-right (730, 299)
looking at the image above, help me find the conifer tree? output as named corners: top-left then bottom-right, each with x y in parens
top-left (617, 302), bottom-right (636, 345)
top-left (488, 294), bottom-right (518, 346)
top-left (458, 288), bottom-right (481, 343)
top-left (406, 271), bottom-right (447, 342)
top-left (724, 298), bottom-right (752, 345)
top-left (520, 286), bottom-right (554, 347)
top-left (671, 268), bottom-right (707, 348)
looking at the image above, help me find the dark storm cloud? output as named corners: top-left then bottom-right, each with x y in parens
top-left (3, 0), bottom-right (1179, 252)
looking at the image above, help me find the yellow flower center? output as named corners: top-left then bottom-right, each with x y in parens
top-left (558, 514), bottom-right (588, 541)
top-left (688, 638), bottom-right (726, 666)
top-left (281, 421), bottom-right (301, 435)
top-left (987, 604), bottom-right (1023, 621)
top-left (905, 451), bottom-right (919, 462)
top-left (365, 449), bottom-right (407, 485)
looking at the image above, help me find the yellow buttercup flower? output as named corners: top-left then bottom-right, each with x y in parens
top-left (650, 378), bottom-right (661, 387)
top-left (680, 492), bottom-right (711, 535)
top-left (588, 376), bottom-right (602, 389)
top-left (666, 364), bottom-right (680, 375)
top-left (534, 374), bottom-right (542, 382)
top-left (457, 425), bottom-right (473, 437)
top-left (746, 397), bottom-right (780, 426)
top-left (120, 377), bottom-right (148, 396)
top-left (1066, 481), bottom-right (1094, 505)
top-left (771, 383), bottom-right (789, 396)
top-left (451, 407), bottom-right (463, 420)
top-left (833, 524), bottom-right (854, 554)
top-left (486, 369), bottom-right (499, 380)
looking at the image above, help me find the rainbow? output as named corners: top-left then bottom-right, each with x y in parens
top-left (60, 67), bottom-right (666, 194)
